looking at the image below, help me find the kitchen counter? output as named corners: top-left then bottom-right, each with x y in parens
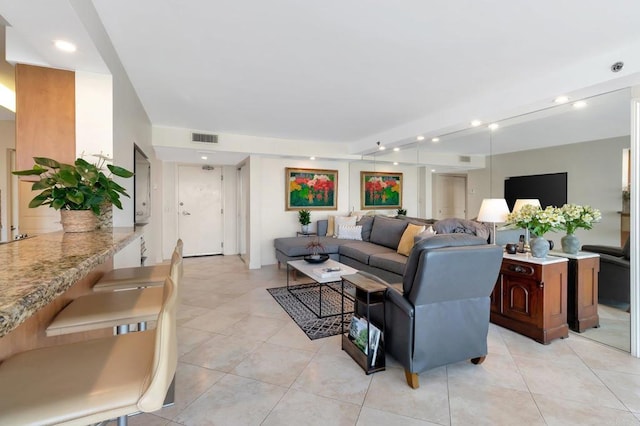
top-left (0, 227), bottom-right (140, 338)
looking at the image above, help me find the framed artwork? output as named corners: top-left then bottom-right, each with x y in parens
top-left (285, 168), bottom-right (338, 210)
top-left (361, 171), bottom-right (402, 209)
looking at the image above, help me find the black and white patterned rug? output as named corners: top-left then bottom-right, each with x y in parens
top-left (267, 282), bottom-right (354, 340)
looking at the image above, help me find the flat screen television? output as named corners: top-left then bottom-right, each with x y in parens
top-left (504, 172), bottom-right (567, 210)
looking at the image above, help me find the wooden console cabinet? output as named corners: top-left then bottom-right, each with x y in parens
top-left (490, 254), bottom-right (569, 344)
top-left (549, 251), bottom-right (600, 332)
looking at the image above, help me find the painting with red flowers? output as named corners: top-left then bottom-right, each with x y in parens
top-left (285, 168), bottom-right (338, 210)
top-left (361, 171), bottom-right (402, 209)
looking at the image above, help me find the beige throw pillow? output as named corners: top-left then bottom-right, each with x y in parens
top-left (397, 223), bottom-right (426, 256)
top-left (328, 215), bottom-right (356, 237)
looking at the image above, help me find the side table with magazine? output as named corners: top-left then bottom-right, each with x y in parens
top-left (341, 273), bottom-right (387, 374)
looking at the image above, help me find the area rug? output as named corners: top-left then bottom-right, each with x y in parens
top-left (267, 282), bottom-right (354, 340)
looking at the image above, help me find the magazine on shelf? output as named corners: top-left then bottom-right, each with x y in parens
top-left (348, 316), bottom-right (381, 363)
top-left (313, 266), bottom-right (343, 278)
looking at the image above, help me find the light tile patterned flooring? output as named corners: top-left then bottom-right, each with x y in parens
top-left (120, 255), bottom-right (640, 426)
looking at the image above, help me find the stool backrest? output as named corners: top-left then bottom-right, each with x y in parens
top-left (176, 239), bottom-right (184, 257)
top-left (137, 275), bottom-right (178, 411)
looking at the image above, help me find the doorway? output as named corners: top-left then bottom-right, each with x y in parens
top-left (433, 174), bottom-right (467, 220)
top-left (177, 164), bottom-right (223, 256)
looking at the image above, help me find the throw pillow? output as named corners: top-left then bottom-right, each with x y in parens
top-left (414, 225), bottom-right (437, 244)
top-left (337, 224), bottom-right (363, 240)
top-left (356, 216), bottom-right (374, 241)
top-left (397, 223), bottom-right (426, 256)
top-left (333, 216), bottom-right (357, 237)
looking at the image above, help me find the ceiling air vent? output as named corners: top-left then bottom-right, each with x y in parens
top-left (192, 133), bottom-right (218, 144)
top-left (458, 155), bottom-right (471, 163)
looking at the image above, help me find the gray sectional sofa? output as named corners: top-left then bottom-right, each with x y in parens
top-left (274, 215), bottom-right (493, 283)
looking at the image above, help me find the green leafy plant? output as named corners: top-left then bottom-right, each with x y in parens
top-left (298, 209), bottom-right (311, 225)
top-left (558, 204), bottom-right (601, 234)
top-left (506, 204), bottom-right (565, 237)
top-left (12, 156), bottom-right (134, 215)
top-left (397, 208), bottom-right (407, 216)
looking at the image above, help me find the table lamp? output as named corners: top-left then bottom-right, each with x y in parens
top-left (477, 198), bottom-right (510, 244)
top-left (512, 199), bottom-right (541, 249)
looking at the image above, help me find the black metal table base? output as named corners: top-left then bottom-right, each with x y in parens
top-left (286, 264), bottom-right (354, 318)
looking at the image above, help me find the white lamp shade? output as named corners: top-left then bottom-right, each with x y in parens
top-left (512, 198), bottom-right (541, 213)
top-left (477, 198), bottom-right (510, 223)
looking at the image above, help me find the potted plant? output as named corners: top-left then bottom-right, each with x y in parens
top-left (506, 204), bottom-right (565, 258)
top-left (396, 208), bottom-right (407, 218)
top-left (298, 209), bottom-right (311, 234)
top-left (12, 156), bottom-right (134, 232)
top-left (558, 204), bottom-right (601, 254)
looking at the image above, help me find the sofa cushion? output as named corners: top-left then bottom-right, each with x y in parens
top-left (317, 219), bottom-right (328, 237)
top-left (369, 216), bottom-right (408, 249)
top-left (339, 241), bottom-right (395, 265)
top-left (369, 252), bottom-right (407, 276)
top-left (356, 216), bottom-right (374, 241)
top-left (397, 224), bottom-right (426, 256)
top-left (337, 225), bottom-right (362, 240)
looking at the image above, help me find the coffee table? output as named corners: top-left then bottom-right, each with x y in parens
top-left (286, 259), bottom-right (358, 318)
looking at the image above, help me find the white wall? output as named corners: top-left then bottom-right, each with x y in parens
top-left (468, 136), bottom-right (630, 246)
top-left (75, 71), bottom-right (112, 159)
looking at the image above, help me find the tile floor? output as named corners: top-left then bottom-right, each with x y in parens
top-left (579, 304), bottom-right (631, 352)
top-left (121, 255), bottom-right (640, 426)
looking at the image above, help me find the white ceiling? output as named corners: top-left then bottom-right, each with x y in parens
top-left (1, 1), bottom-right (639, 163)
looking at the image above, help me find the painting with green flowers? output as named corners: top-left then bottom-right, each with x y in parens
top-left (361, 171), bottom-right (402, 209)
top-left (285, 168), bottom-right (338, 210)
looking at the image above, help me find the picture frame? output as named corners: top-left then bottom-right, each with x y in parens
top-left (360, 171), bottom-right (402, 209)
top-left (285, 168), bottom-right (338, 210)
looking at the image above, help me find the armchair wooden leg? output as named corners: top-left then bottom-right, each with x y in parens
top-left (471, 356), bottom-right (486, 365)
top-left (404, 370), bottom-right (419, 389)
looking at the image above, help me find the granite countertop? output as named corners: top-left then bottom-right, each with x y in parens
top-left (0, 227), bottom-right (140, 337)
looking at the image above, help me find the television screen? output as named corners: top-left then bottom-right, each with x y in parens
top-left (504, 172), bottom-right (567, 210)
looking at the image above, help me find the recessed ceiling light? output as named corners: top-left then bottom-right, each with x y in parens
top-left (431, 169), bottom-right (436, 172)
top-left (471, 120), bottom-right (482, 127)
top-left (200, 156), bottom-right (207, 160)
top-left (378, 145), bottom-right (386, 151)
top-left (431, 137), bottom-right (440, 143)
top-left (54, 39), bottom-right (77, 52)
top-left (488, 123), bottom-right (499, 131)
top-left (573, 101), bottom-right (587, 109)
top-left (393, 162), bottom-right (399, 166)
top-left (310, 156), bottom-right (316, 160)
top-left (417, 135), bottom-right (425, 141)
top-left (393, 147), bottom-right (400, 152)
top-left (554, 96), bottom-right (569, 104)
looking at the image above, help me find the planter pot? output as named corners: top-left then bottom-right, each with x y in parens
top-left (561, 233), bottom-right (580, 255)
top-left (530, 236), bottom-right (550, 258)
top-left (60, 210), bottom-right (98, 233)
top-left (97, 202), bottom-right (113, 230)
top-left (301, 224), bottom-right (310, 234)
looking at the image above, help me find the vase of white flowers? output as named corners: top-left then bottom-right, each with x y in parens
top-left (559, 204), bottom-right (601, 254)
top-left (506, 204), bottom-right (565, 258)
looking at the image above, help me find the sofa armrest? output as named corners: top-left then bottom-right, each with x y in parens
top-left (387, 287), bottom-right (414, 317)
top-left (581, 244), bottom-right (624, 257)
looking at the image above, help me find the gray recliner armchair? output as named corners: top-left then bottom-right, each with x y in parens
top-left (381, 234), bottom-right (503, 388)
top-left (582, 236), bottom-right (630, 311)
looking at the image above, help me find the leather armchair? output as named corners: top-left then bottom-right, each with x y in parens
top-left (582, 237), bottom-right (630, 310)
top-left (382, 234), bottom-right (503, 388)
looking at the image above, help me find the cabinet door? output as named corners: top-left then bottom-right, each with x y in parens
top-left (501, 274), bottom-right (543, 326)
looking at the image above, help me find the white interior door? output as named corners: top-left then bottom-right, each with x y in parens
top-left (177, 165), bottom-right (223, 256)
top-left (434, 175), bottom-right (467, 219)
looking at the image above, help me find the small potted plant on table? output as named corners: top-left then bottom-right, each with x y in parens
top-left (298, 209), bottom-right (311, 234)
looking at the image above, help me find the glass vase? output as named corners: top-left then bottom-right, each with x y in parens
top-left (561, 233), bottom-right (580, 255)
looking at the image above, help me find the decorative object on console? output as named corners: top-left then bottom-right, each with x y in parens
top-left (506, 204), bottom-right (564, 258)
top-left (12, 155), bottom-right (134, 233)
top-left (285, 168), bottom-right (337, 210)
top-left (512, 199), bottom-right (541, 249)
top-left (298, 209), bottom-right (311, 234)
top-left (360, 171), bottom-right (402, 209)
top-left (558, 204), bottom-right (601, 254)
top-left (477, 198), bottom-right (509, 245)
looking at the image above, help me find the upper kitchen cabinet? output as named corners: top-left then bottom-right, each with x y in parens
top-left (15, 64), bottom-right (75, 172)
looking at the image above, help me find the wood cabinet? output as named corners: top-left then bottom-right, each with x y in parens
top-left (15, 64), bottom-right (75, 172)
top-left (550, 251), bottom-right (600, 332)
top-left (490, 254), bottom-right (569, 344)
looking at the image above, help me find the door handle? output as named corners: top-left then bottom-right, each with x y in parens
top-left (182, 211), bottom-right (191, 216)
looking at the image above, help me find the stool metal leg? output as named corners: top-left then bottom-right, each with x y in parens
top-left (117, 415), bottom-right (128, 426)
top-left (163, 375), bottom-right (176, 407)
top-left (116, 324), bottom-right (130, 335)
top-left (138, 321), bottom-right (147, 331)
